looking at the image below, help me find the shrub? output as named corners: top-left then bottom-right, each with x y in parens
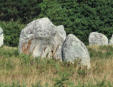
top-left (39, 0), bottom-right (113, 44)
top-left (1, 0), bottom-right (113, 45)
top-left (0, 21), bottom-right (25, 46)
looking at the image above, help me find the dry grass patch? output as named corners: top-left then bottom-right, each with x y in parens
top-left (0, 46), bottom-right (113, 86)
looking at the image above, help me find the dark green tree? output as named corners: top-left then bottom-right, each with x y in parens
top-left (39, 0), bottom-right (113, 44)
top-left (0, 0), bottom-right (42, 23)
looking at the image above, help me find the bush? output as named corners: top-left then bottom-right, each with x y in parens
top-left (39, 0), bottom-right (113, 44)
top-left (0, 21), bottom-right (25, 46)
top-left (1, 0), bottom-right (113, 45)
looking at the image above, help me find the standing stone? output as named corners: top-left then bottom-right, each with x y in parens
top-left (109, 35), bottom-right (113, 45)
top-left (19, 18), bottom-right (66, 60)
top-left (53, 25), bottom-right (66, 60)
top-left (89, 32), bottom-right (108, 46)
top-left (62, 34), bottom-right (91, 69)
top-left (0, 27), bottom-right (4, 47)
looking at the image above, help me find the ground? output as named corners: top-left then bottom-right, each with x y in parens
top-left (0, 46), bottom-right (113, 87)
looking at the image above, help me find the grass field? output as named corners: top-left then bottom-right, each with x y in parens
top-left (0, 46), bottom-right (113, 87)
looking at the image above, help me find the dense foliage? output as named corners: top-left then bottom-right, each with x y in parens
top-left (0, 21), bottom-right (25, 46)
top-left (1, 0), bottom-right (113, 46)
top-left (40, 0), bottom-right (113, 44)
top-left (0, 0), bottom-right (42, 23)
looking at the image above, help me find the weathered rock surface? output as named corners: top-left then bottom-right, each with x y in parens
top-left (89, 32), bottom-right (108, 46)
top-left (0, 27), bottom-right (4, 47)
top-left (109, 35), bottom-right (113, 45)
top-left (19, 18), bottom-right (66, 60)
top-left (62, 34), bottom-right (91, 69)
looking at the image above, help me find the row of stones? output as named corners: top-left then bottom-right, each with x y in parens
top-left (0, 18), bottom-right (112, 69)
top-left (18, 18), bottom-right (90, 68)
top-left (0, 28), bottom-right (112, 48)
top-left (0, 25), bottom-right (91, 68)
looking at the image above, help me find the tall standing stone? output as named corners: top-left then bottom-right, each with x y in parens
top-left (62, 34), bottom-right (91, 69)
top-left (89, 32), bottom-right (108, 46)
top-left (18, 18), bottom-right (66, 60)
top-left (0, 27), bottom-right (4, 47)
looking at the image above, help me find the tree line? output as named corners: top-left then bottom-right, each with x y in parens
top-left (0, 0), bottom-right (113, 46)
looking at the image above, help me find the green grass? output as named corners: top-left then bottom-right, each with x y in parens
top-left (0, 46), bottom-right (113, 87)
top-left (88, 45), bottom-right (113, 59)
